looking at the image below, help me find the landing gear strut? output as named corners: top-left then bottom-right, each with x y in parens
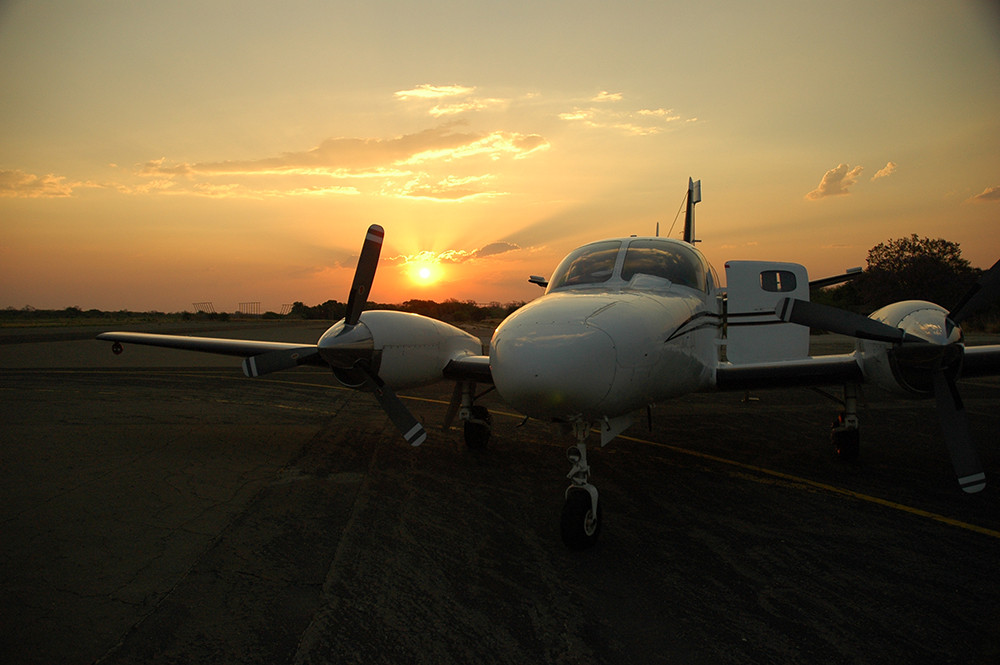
top-left (561, 421), bottom-right (601, 550)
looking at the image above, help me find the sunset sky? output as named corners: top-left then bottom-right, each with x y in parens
top-left (2, 1), bottom-right (998, 312)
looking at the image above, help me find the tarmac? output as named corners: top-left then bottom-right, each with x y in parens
top-left (1, 322), bottom-right (999, 664)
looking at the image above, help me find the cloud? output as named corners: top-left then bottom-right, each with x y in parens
top-left (394, 84), bottom-right (476, 100)
top-left (429, 98), bottom-right (508, 117)
top-left (871, 161), bottom-right (897, 181)
top-left (559, 103), bottom-right (687, 135)
top-left (387, 241), bottom-right (521, 266)
top-left (143, 126), bottom-right (480, 177)
top-left (591, 91), bottom-right (623, 102)
top-left (805, 163), bottom-right (864, 200)
top-left (396, 84), bottom-right (514, 118)
top-left (396, 174), bottom-right (499, 201)
top-left (401, 130), bottom-right (548, 164)
top-left (139, 126), bottom-right (547, 183)
top-left (970, 185), bottom-right (1000, 202)
top-left (474, 241), bottom-right (520, 258)
top-left (0, 169), bottom-right (92, 198)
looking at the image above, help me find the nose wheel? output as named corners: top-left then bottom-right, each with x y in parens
top-left (560, 423), bottom-right (602, 550)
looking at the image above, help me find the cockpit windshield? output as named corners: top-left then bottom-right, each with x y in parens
top-left (546, 240), bottom-right (621, 290)
top-left (546, 238), bottom-right (710, 293)
top-left (621, 239), bottom-right (707, 291)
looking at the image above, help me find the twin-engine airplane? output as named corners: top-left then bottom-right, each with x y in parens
top-left (99, 182), bottom-right (1000, 549)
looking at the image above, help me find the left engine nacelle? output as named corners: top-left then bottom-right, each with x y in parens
top-left (318, 310), bottom-right (484, 390)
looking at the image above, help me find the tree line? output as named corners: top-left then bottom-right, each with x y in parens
top-left (4, 235), bottom-right (996, 331)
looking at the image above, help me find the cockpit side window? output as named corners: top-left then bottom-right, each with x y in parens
top-left (621, 240), bottom-right (707, 291)
top-left (547, 240), bottom-right (622, 291)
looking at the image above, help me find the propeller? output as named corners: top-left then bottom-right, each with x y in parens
top-left (322, 224), bottom-right (427, 447)
top-left (775, 297), bottom-right (924, 345)
top-left (933, 371), bottom-right (985, 492)
top-left (345, 225), bottom-right (384, 326)
top-left (775, 264), bottom-right (1000, 493)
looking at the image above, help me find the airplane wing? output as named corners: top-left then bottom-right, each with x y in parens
top-left (961, 344), bottom-right (1000, 378)
top-left (714, 354), bottom-right (863, 391)
top-left (95, 332), bottom-right (324, 376)
top-left (715, 344), bottom-right (1000, 391)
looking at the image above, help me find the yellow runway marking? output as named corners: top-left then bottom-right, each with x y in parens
top-left (23, 368), bottom-right (999, 540)
top-left (617, 433), bottom-right (1000, 540)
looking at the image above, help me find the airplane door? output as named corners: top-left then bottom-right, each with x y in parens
top-left (724, 261), bottom-right (810, 363)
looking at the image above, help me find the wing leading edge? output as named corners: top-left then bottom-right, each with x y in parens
top-left (95, 331), bottom-right (325, 376)
top-left (714, 354), bottom-right (863, 392)
top-left (715, 344), bottom-right (1000, 391)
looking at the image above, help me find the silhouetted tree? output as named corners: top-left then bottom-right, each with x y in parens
top-left (859, 234), bottom-right (975, 311)
top-left (813, 234), bottom-right (980, 315)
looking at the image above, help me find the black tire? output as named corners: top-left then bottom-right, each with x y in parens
top-left (832, 413), bottom-right (860, 462)
top-left (463, 405), bottom-right (492, 449)
top-left (560, 488), bottom-right (601, 550)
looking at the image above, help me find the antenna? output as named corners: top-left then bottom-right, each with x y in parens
top-left (683, 177), bottom-right (701, 244)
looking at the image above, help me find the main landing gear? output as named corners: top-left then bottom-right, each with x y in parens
top-left (452, 381), bottom-right (493, 450)
top-left (561, 421), bottom-right (601, 550)
top-left (831, 383), bottom-right (860, 462)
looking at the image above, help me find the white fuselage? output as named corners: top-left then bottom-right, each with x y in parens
top-left (489, 237), bottom-right (720, 422)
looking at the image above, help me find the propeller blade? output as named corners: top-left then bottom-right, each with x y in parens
top-left (345, 224), bottom-right (385, 326)
top-left (775, 298), bottom-right (920, 344)
top-left (360, 365), bottom-right (427, 446)
top-left (242, 347), bottom-right (319, 377)
top-left (932, 371), bottom-right (986, 493)
top-left (949, 258), bottom-right (1000, 325)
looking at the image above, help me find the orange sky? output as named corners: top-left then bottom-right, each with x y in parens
top-left (2, 1), bottom-right (999, 312)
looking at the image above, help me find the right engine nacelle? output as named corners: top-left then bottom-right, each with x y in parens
top-left (858, 300), bottom-right (963, 398)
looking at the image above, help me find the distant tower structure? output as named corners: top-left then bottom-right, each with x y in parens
top-left (193, 302), bottom-right (216, 314)
top-left (280, 303), bottom-right (293, 316)
top-left (237, 302), bottom-right (261, 318)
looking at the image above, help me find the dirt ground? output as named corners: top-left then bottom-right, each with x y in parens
top-left (1, 325), bottom-right (998, 664)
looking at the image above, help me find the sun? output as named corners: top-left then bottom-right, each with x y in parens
top-left (408, 261), bottom-right (442, 286)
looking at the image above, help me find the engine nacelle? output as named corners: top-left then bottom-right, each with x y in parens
top-left (858, 300), bottom-right (963, 398)
top-left (318, 310), bottom-right (483, 390)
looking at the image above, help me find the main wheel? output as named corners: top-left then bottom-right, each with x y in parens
top-left (831, 412), bottom-right (860, 462)
top-left (463, 405), bottom-right (492, 449)
top-left (560, 488), bottom-right (601, 550)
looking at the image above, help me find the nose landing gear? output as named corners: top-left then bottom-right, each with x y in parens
top-left (561, 422), bottom-right (602, 550)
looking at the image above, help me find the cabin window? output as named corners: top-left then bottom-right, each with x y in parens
top-left (547, 240), bottom-right (622, 290)
top-left (760, 270), bottom-right (797, 292)
top-left (621, 239), bottom-right (707, 291)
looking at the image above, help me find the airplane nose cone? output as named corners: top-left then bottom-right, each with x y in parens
top-left (490, 317), bottom-right (617, 420)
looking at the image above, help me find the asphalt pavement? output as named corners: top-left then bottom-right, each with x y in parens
top-left (2, 325), bottom-right (998, 664)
